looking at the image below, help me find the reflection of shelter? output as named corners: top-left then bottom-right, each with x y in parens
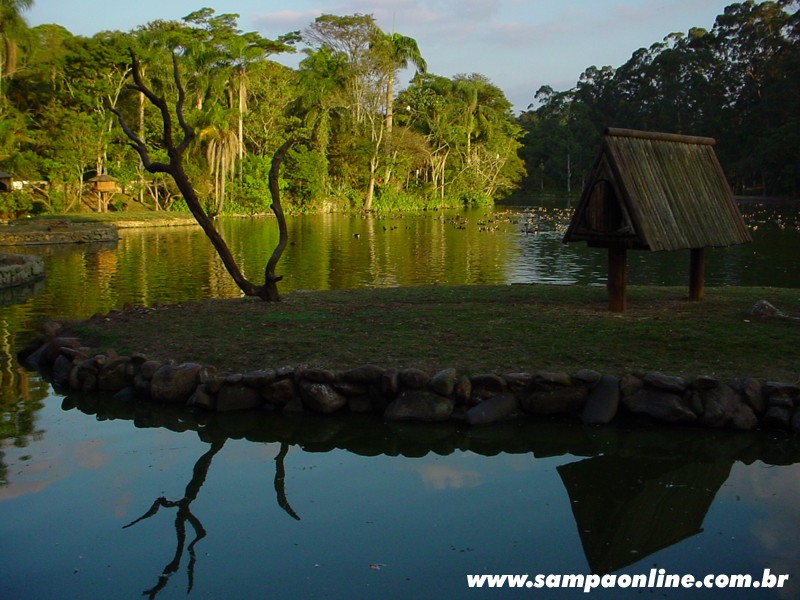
top-left (558, 455), bottom-right (733, 574)
top-left (0, 172), bottom-right (11, 192)
top-left (563, 128), bottom-right (751, 312)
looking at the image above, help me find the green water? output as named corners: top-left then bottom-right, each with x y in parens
top-left (1, 202), bottom-right (799, 598)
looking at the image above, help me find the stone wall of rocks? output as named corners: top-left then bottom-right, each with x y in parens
top-left (0, 223), bottom-right (118, 245)
top-left (0, 253), bottom-right (44, 288)
top-left (17, 322), bottom-right (800, 434)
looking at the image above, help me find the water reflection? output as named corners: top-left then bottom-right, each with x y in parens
top-left (54, 391), bottom-right (800, 597)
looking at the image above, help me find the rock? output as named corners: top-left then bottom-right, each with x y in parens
top-left (748, 299), bottom-right (781, 318)
top-left (762, 405), bottom-right (792, 429)
top-left (384, 390), bottom-right (454, 422)
top-left (622, 389), bottom-right (696, 423)
top-left (430, 368), bottom-right (458, 396)
top-left (572, 369), bottom-right (602, 385)
top-left (51, 354), bottom-right (74, 389)
top-left (534, 371), bottom-right (572, 386)
top-left (98, 356), bottom-right (133, 392)
top-left (341, 365), bottom-right (384, 384)
top-left (276, 365), bottom-right (295, 379)
top-left (299, 381), bottom-right (347, 414)
top-left (216, 384), bottom-right (263, 412)
top-left (16, 335), bottom-right (45, 366)
top-left (150, 363), bottom-right (203, 403)
top-left (693, 376), bottom-right (719, 390)
top-left (225, 373), bottom-right (244, 385)
top-left (188, 384), bottom-right (216, 410)
top-left (470, 374), bottom-right (507, 402)
top-left (700, 384), bottom-right (741, 428)
top-left (38, 337), bottom-right (82, 368)
top-left (138, 360), bottom-right (162, 380)
top-left (454, 375), bottom-right (472, 404)
top-left (262, 378), bottom-right (296, 406)
top-left (619, 373), bottom-right (644, 396)
top-left (398, 368), bottom-right (429, 390)
top-left (380, 369), bottom-right (399, 397)
top-left (348, 395), bottom-right (373, 414)
top-left (741, 378), bottom-right (765, 414)
top-left (112, 386), bottom-right (138, 403)
top-left (793, 408), bottom-right (800, 434)
top-left (504, 372), bottom-right (534, 394)
top-left (732, 403), bottom-right (758, 431)
top-left (333, 380), bottom-right (368, 397)
top-left (643, 372), bottom-right (687, 393)
top-left (765, 382), bottom-right (798, 408)
top-left (581, 375), bottom-right (620, 425)
top-left (70, 358), bottom-right (100, 392)
top-left (466, 393), bottom-right (519, 425)
top-left (295, 367), bottom-right (336, 383)
top-left (521, 386), bottom-right (588, 415)
top-left (283, 397), bottom-right (306, 414)
top-left (198, 365), bottom-right (218, 384)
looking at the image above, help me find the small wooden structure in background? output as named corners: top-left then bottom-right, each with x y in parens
top-left (88, 173), bottom-right (117, 212)
top-left (0, 172), bottom-right (12, 192)
top-left (563, 128), bottom-right (752, 312)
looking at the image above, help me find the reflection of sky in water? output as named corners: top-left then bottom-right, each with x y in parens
top-left (2, 393), bottom-right (799, 599)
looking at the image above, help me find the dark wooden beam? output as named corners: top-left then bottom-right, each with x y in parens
top-left (689, 247), bottom-right (705, 301)
top-left (608, 246), bottom-right (628, 313)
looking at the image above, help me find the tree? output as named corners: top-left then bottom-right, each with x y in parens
top-left (0, 0), bottom-right (32, 105)
top-left (112, 52), bottom-right (293, 301)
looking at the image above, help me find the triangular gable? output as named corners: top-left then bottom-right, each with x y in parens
top-left (564, 128), bottom-right (752, 252)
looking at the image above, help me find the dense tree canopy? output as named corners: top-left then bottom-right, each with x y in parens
top-left (519, 0), bottom-right (800, 197)
top-left (0, 1), bottom-right (797, 218)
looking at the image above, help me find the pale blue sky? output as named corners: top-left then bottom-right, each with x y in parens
top-left (26, 0), bottom-right (735, 113)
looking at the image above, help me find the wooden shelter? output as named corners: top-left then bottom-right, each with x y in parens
top-left (0, 172), bottom-right (12, 192)
top-left (563, 128), bottom-right (752, 312)
top-left (87, 174), bottom-right (117, 212)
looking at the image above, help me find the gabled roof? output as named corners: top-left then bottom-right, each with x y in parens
top-left (563, 128), bottom-right (752, 252)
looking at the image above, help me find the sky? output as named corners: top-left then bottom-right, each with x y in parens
top-left (25, 0), bottom-right (737, 114)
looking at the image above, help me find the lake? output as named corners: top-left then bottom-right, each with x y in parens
top-left (1, 200), bottom-right (799, 599)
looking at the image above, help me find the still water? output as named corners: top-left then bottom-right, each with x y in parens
top-left (1, 201), bottom-right (799, 599)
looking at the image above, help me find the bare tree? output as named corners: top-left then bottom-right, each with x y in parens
top-left (111, 52), bottom-right (292, 301)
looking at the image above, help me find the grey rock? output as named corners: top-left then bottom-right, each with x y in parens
top-left (623, 389), bottom-right (696, 423)
top-left (619, 373), bottom-right (644, 397)
top-left (732, 403), bottom-right (758, 431)
top-left (283, 397), bottom-right (306, 414)
top-left (380, 369), bottom-right (399, 397)
top-left (521, 386), bottom-right (588, 415)
top-left (430, 368), bottom-right (458, 396)
top-left (299, 381), bottom-right (347, 414)
top-left (572, 369), bottom-right (602, 385)
top-left (225, 373), bottom-right (244, 385)
top-left (384, 389), bottom-right (454, 422)
top-left (242, 369), bottom-right (276, 387)
top-left (262, 378), bottom-right (296, 406)
top-left (150, 363), bottom-right (203, 403)
top-left (741, 378), bottom-right (765, 414)
top-left (98, 356), bottom-right (133, 392)
top-left (700, 384), bottom-right (741, 428)
top-left (504, 372), bottom-right (534, 394)
top-left (470, 374), bottom-right (507, 402)
top-left (341, 365), bottom-right (384, 384)
top-left (399, 368), bottom-right (430, 390)
top-left (762, 405), bottom-right (792, 429)
top-left (333, 381), bottom-right (368, 397)
top-left (643, 372), bottom-right (687, 393)
top-left (51, 354), bottom-right (74, 389)
top-left (216, 384), bottom-right (263, 412)
top-left (466, 393), bottom-right (519, 425)
top-left (454, 375), bottom-right (472, 404)
top-left (188, 384), bottom-right (216, 410)
top-left (581, 375), bottom-right (620, 425)
top-left (296, 367), bottom-right (337, 383)
top-left (138, 360), bottom-right (162, 380)
top-left (765, 382), bottom-right (798, 408)
top-left (693, 376), bottom-right (719, 390)
top-left (534, 371), bottom-right (572, 387)
top-left (348, 395), bottom-right (374, 414)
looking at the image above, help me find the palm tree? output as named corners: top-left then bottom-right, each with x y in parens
top-left (0, 0), bottom-right (33, 105)
top-left (373, 32), bottom-right (426, 135)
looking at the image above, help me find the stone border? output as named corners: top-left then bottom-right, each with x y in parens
top-left (16, 321), bottom-right (800, 434)
top-left (0, 253), bottom-right (44, 288)
top-left (0, 221), bottom-right (118, 245)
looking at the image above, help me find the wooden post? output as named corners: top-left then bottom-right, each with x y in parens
top-left (608, 246), bottom-right (628, 312)
top-left (689, 247), bottom-right (705, 301)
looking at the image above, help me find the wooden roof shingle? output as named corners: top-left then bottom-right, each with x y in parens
top-left (564, 128), bottom-right (752, 252)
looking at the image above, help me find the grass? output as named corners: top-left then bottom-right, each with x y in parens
top-left (65, 284), bottom-right (800, 383)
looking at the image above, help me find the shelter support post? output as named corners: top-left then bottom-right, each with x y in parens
top-left (689, 248), bottom-right (705, 301)
top-left (608, 246), bottom-right (628, 313)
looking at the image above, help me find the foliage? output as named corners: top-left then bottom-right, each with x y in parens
top-left (519, 0), bottom-right (800, 197)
